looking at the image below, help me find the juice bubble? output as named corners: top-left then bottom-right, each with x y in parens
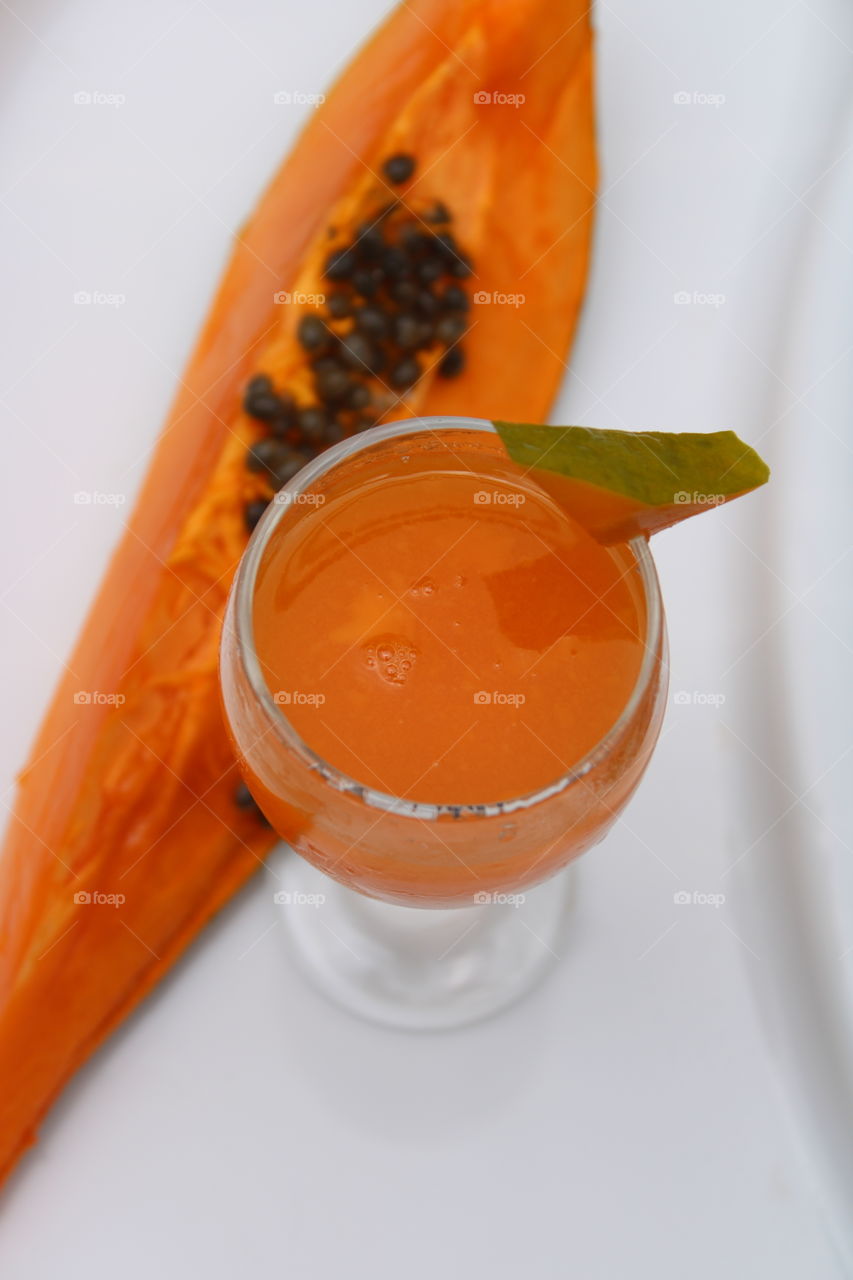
top-left (363, 634), bottom-right (418, 685)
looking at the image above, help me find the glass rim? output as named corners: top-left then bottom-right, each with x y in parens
top-left (227, 415), bottom-right (664, 820)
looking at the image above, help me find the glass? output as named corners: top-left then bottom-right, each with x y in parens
top-left (220, 416), bottom-right (668, 1029)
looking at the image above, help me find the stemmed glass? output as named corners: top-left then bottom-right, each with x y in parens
top-left (220, 416), bottom-right (668, 1029)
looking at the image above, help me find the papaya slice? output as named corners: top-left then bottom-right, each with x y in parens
top-left (494, 422), bottom-right (770, 542)
top-left (0, 0), bottom-right (596, 1183)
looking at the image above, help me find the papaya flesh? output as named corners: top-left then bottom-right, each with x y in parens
top-left (0, 0), bottom-right (596, 1184)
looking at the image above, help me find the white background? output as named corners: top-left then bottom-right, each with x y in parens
top-left (1, 1), bottom-right (852, 1275)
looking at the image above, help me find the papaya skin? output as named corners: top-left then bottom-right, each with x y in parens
top-left (494, 423), bottom-right (770, 543)
top-left (0, 0), bottom-right (596, 1185)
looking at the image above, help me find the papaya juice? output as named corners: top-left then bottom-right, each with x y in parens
top-left (252, 429), bottom-right (646, 805)
top-left (223, 424), bottom-right (665, 905)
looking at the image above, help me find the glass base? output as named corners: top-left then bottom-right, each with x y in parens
top-left (272, 850), bottom-right (575, 1031)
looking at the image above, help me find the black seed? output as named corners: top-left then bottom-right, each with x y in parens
top-left (243, 374), bottom-right (285, 423)
top-left (373, 199), bottom-right (401, 221)
top-left (383, 153), bottom-right (416, 185)
top-left (313, 359), bottom-right (352, 403)
top-left (323, 420), bottom-right (345, 445)
top-left (339, 332), bottom-right (377, 372)
top-left (433, 231), bottom-right (461, 261)
top-left (244, 498), bottom-right (269, 532)
top-left (352, 266), bottom-right (383, 298)
top-left (246, 437), bottom-right (292, 479)
top-left (415, 319), bottom-right (435, 347)
top-left (327, 291), bottom-right (353, 319)
top-left (354, 223), bottom-right (385, 261)
top-left (417, 258), bottom-right (444, 285)
top-left (298, 408), bottom-right (328, 443)
top-left (366, 344), bottom-right (386, 374)
top-left (243, 372), bottom-right (272, 405)
top-left (355, 305), bottom-right (390, 341)
top-left (273, 451), bottom-right (309, 487)
top-left (298, 406), bottom-right (328, 438)
top-left (298, 314), bottom-right (332, 352)
top-left (450, 252), bottom-right (473, 279)
top-left (267, 390), bottom-right (297, 436)
top-left (423, 200), bottom-right (451, 224)
top-left (390, 279), bottom-right (419, 306)
top-left (394, 313), bottom-right (422, 350)
top-left (324, 248), bottom-right (357, 281)
top-left (381, 247), bottom-right (410, 280)
top-left (234, 781), bottom-right (272, 825)
top-left (437, 346), bottom-right (465, 379)
top-left (400, 227), bottom-right (432, 257)
top-left (345, 383), bottom-right (372, 410)
top-left (435, 313), bottom-right (467, 345)
top-left (389, 357), bottom-right (421, 389)
top-left (235, 781), bottom-right (256, 809)
top-left (245, 390), bottom-right (285, 422)
top-left (415, 290), bottom-right (440, 317)
top-left (439, 283), bottom-right (469, 312)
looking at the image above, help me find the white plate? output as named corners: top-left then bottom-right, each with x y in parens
top-left (726, 89), bottom-right (853, 1266)
top-left (0, 1), bottom-right (848, 1276)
